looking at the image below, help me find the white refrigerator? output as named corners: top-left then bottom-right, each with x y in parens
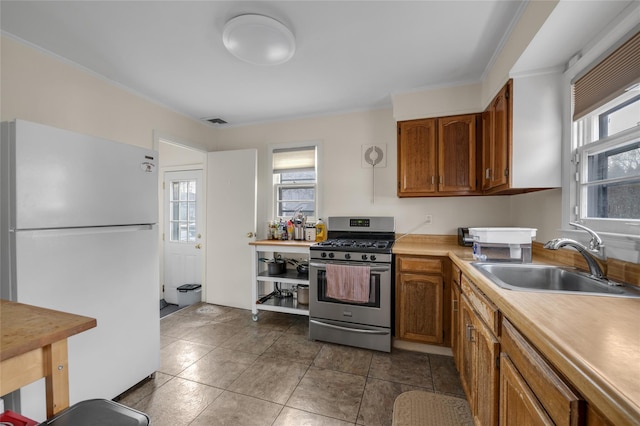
top-left (1, 120), bottom-right (160, 421)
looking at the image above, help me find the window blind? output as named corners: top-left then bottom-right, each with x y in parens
top-left (273, 147), bottom-right (315, 173)
top-left (573, 29), bottom-right (640, 121)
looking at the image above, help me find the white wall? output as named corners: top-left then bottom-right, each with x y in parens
top-left (217, 108), bottom-right (514, 238)
top-left (1, 36), bottom-right (217, 150)
top-left (0, 14), bottom-right (563, 245)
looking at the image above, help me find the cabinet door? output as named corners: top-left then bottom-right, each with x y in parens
top-left (438, 114), bottom-right (477, 193)
top-left (502, 319), bottom-right (583, 425)
top-left (397, 119), bottom-right (437, 196)
top-left (451, 280), bottom-right (461, 370)
top-left (500, 355), bottom-right (554, 426)
top-left (484, 81), bottom-right (511, 191)
top-left (474, 314), bottom-right (500, 426)
top-left (397, 273), bottom-right (443, 344)
top-left (459, 296), bottom-right (476, 405)
top-left (451, 264), bottom-right (461, 370)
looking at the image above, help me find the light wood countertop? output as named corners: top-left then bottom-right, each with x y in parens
top-left (249, 239), bottom-right (315, 248)
top-left (1, 299), bottom-right (96, 361)
top-left (393, 237), bottom-right (640, 424)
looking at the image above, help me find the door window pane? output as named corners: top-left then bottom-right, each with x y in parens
top-left (170, 179), bottom-right (197, 242)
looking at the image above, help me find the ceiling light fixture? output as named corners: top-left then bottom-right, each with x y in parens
top-left (222, 14), bottom-right (295, 66)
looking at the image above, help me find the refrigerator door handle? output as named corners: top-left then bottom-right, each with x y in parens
top-left (15, 224), bottom-right (155, 238)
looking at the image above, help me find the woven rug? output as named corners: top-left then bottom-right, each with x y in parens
top-left (392, 391), bottom-right (474, 426)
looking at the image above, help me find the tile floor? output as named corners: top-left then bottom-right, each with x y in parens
top-left (116, 303), bottom-right (469, 426)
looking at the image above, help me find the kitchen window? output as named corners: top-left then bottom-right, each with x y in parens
top-left (271, 144), bottom-right (320, 220)
top-left (570, 29), bottom-right (640, 236)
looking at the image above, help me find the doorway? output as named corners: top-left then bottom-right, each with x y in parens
top-left (163, 169), bottom-right (204, 305)
top-left (157, 138), bottom-right (207, 314)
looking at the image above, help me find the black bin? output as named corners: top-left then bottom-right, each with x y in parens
top-left (41, 399), bottom-right (149, 426)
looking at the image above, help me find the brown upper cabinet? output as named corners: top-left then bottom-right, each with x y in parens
top-left (482, 80), bottom-right (511, 192)
top-left (398, 74), bottom-right (562, 198)
top-left (397, 114), bottom-right (479, 197)
top-left (483, 75), bottom-right (562, 194)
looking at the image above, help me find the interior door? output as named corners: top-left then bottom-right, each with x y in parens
top-left (163, 170), bottom-right (204, 304)
top-left (206, 149), bottom-right (257, 309)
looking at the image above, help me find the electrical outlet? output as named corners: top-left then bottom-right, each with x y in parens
top-left (425, 214), bottom-right (432, 224)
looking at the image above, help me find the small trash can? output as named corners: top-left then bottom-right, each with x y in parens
top-left (177, 283), bottom-right (202, 307)
top-left (41, 399), bottom-right (149, 425)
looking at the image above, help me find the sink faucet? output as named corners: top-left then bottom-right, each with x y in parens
top-left (544, 222), bottom-right (606, 279)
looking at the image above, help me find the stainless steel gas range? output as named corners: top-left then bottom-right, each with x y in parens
top-left (309, 216), bottom-right (395, 352)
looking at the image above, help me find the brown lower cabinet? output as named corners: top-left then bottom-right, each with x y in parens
top-left (455, 276), bottom-right (500, 426)
top-left (452, 266), bottom-right (615, 425)
top-left (500, 318), bottom-right (583, 425)
top-left (395, 255), bottom-right (450, 345)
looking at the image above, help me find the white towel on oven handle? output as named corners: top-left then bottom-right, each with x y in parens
top-left (325, 263), bottom-right (371, 303)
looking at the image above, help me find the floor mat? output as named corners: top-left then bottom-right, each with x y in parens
top-left (160, 299), bottom-right (183, 318)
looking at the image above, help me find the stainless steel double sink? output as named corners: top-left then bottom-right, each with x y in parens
top-left (471, 262), bottom-right (640, 298)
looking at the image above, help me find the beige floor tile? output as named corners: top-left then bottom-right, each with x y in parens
top-left (147, 304), bottom-right (466, 426)
top-left (248, 311), bottom-right (300, 331)
top-left (160, 313), bottom-right (212, 339)
top-left (368, 349), bottom-right (433, 389)
top-left (115, 372), bottom-right (173, 407)
top-left (228, 355), bottom-right (308, 404)
top-left (160, 334), bottom-right (178, 349)
top-left (131, 376), bottom-right (223, 426)
top-left (356, 377), bottom-right (426, 426)
top-left (179, 347), bottom-right (258, 388)
top-left (220, 326), bottom-right (283, 355)
top-left (273, 407), bottom-right (356, 426)
top-left (263, 333), bottom-right (323, 365)
top-left (159, 339), bottom-right (214, 375)
top-left (430, 353), bottom-right (466, 397)
top-left (286, 366), bottom-right (366, 423)
top-left (313, 344), bottom-right (373, 376)
top-left (181, 321), bottom-right (239, 347)
top-left (286, 317), bottom-right (310, 335)
top-left (189, 391), bottom-right (283, 426)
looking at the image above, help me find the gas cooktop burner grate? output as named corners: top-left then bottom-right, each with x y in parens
top-left (316, 239), bottom-right (392, 250)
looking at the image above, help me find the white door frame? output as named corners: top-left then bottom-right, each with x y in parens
top-left (154, 134), bottom-right (208, 302)
top-left (162, 168), bottom-right (205, 303)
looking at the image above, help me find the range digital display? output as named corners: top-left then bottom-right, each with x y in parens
top-left (350, 218), bottom-right (370, 227)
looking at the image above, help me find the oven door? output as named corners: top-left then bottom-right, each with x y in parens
top-left (309, 259), bottom-right (391, 328)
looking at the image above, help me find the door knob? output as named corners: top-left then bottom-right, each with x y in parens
top-left (195, 243), bottom-right (202, 249)
top-left (247, 232), bottom-right (255, 238)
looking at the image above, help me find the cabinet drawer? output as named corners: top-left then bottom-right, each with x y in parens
top-left (502, 319), bottom-right (583, 425)
top-left (461, 275), bottom-right (499, 335)
top-left (397, 256), bottom-right (443, 274)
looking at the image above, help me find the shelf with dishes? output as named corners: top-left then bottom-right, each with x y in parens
top-left (250, 240), bottom-right (313, 321)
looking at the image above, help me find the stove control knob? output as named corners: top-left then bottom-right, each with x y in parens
top-left (361, 254), bottom-right (368, 261)
top-left (345, 253), bottom-right (351, 260)
top-left (321, 252), bottom-right (327, 258)
top-left (328, 252), bottom-right (334, 258)
top-left (370, 255), bottom-right (377, 261)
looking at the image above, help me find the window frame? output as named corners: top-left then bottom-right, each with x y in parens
top-left (268, 141), bottom-right (322, 222)
top-left (560, 21), bottom-right (640, 263)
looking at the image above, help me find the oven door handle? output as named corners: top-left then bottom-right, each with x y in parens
top-left (310, 319), bottom-right (390, 335)
top-left (309, 262), bottom-right (390, 273)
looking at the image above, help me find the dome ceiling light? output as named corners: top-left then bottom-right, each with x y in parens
top-left (222, 14), bottom-right (296, 66)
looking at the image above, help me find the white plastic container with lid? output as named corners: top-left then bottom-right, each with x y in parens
top-left (469, 227), bottom-right (537, 262)
top-left (468, 227), bottom-right (537, 244)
